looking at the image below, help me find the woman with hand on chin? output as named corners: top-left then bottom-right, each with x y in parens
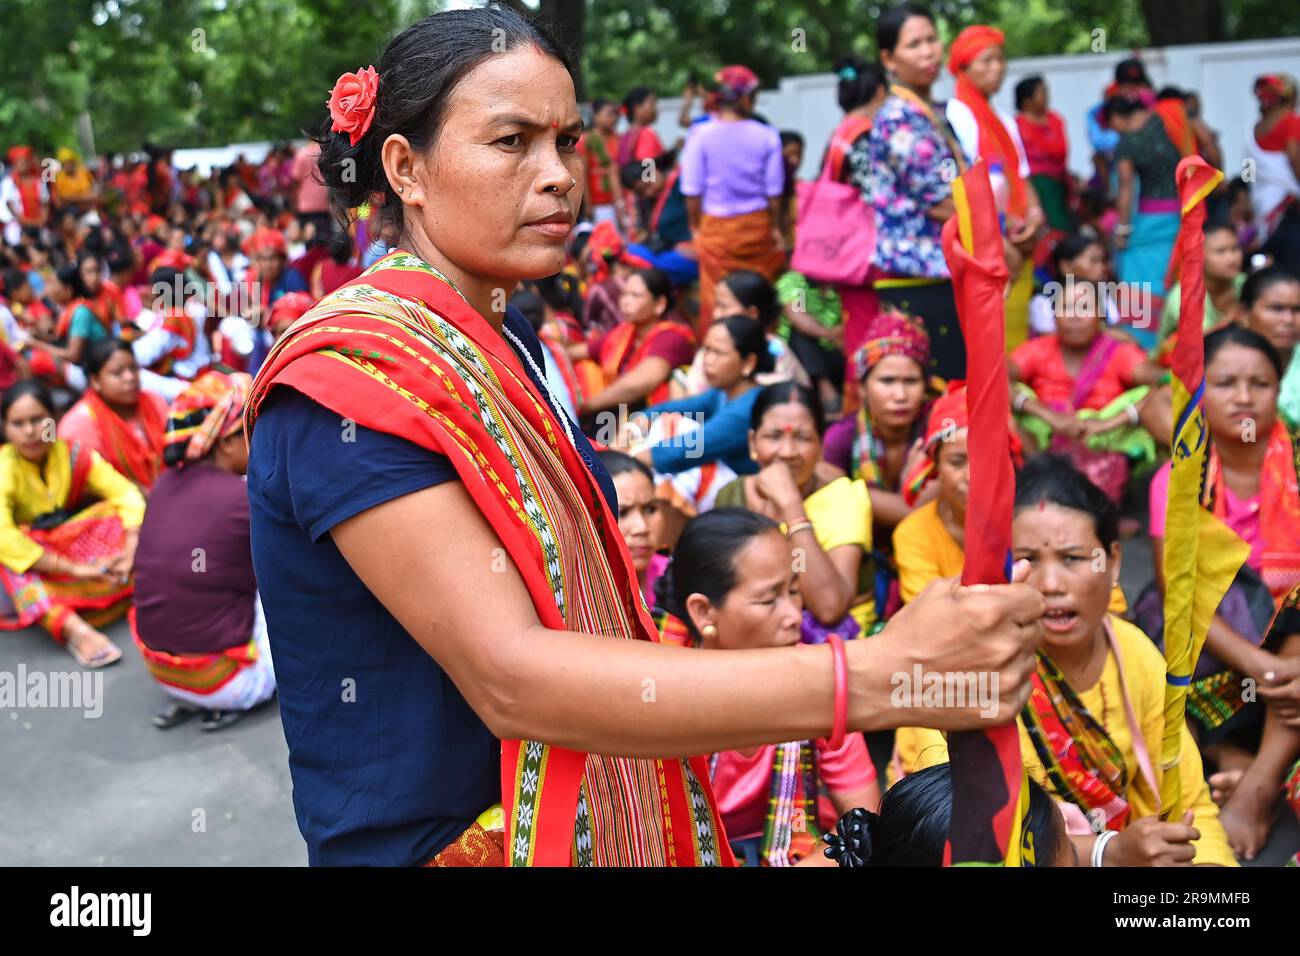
top-left (715, 382), bottom-right (877, 637)
top-left (243, 5), bottom-right (1046, 868)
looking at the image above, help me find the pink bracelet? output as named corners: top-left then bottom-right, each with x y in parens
top-left (820, 635), bottom-right (848, 751)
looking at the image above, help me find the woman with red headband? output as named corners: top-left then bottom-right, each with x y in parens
top-left (682, 64), bottom-right (788, 333)
top-left (1246, 73), bottom-right (1300, 274)
top-left (1, 147), bottom-right (48, 245)
top-left (944, 25), bottom-right (1044, 350)
top-left (945, 27), bottom-right (1043, 245)
top-left (240, 226), bottom-right (308, 373)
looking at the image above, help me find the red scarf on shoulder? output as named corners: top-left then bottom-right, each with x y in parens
top-left (599, 319), bottom-right (696, 405)
top-left (81, 390), bottom-right (167, 488)
top-left (954, 75), bottom-right (1028, 217)
top-left (246, 251), bottom-right (732, 867)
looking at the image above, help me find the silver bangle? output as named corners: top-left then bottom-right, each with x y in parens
top-left (1092, 829), bottom-right (1118, 867)
top-left (1125, 403), bottom-right (1140, 426)
top-left (1114, 223), bottom-right (1134, 236)
top-left (1013, 391), bottom-right (1029, 413)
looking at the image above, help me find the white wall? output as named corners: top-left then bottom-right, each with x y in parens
top-left (649, 36), bottom-right (1300, 183)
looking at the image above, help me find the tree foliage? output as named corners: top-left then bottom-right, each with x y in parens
top-left (0, 0), bottom-right (407, 155)
top-left (2, 0), bottom-right (1297, 154)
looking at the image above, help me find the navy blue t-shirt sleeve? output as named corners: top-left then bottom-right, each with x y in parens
top-left (258, 387), bottom-right (460, 542)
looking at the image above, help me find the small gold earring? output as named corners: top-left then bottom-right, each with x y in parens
top-left (701, 624), bottom-right (718, 640)
top-left (396, 186), bottom-right (404, 194)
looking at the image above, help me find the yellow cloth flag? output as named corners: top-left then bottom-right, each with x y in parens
top-left (1159, 157), bottom-right (1250, 820)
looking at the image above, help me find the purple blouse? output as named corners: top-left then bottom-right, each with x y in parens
top-left (679, 118), bottom-right (785, 218)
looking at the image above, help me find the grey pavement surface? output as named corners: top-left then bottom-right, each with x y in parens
top-left (1, 517), bottom-right (1295, 866)
top-left (2, 616), bottom-right (304, 866)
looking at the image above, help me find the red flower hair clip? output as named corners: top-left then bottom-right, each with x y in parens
top-left (327, 65), bottom-right (380, 147)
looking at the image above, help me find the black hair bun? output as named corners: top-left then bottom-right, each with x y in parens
top-left (824, 807), bottom-right (876, 867)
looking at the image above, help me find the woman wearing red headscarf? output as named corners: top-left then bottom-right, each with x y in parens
top-left (944, 26), bottom-right (1044, 349)
top-left (241, 227), bottom-right (309, 373)
top-left (1245, 73), bottom-right (1300, 274)
top-left (681, 65), bottom-right (788, 333)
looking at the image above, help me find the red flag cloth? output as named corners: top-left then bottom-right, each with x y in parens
top-left (944, 166), bottom-right (1012, 587)
top-left (1168, 157), bottom-right (1223, 399)
top-left (939, 161), bottom-right (1023, 865)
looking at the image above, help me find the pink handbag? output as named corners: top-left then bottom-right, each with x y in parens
top-left (791, 118), bottom-right (877, 286)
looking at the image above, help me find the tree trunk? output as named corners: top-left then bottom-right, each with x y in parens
top-left (1139, 0), bottom-right (1225, 45)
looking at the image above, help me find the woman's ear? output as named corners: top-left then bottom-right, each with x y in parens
top-left (747, 429), bottom-right (758, 462)
top-left (1108, 542), bottom-right (1123, 588)
top-left (381, 133), bottom-right (424, 207)
top-left (879, 50), bottom-right (896, 79)
top-left (684, 592), bottom-right (716, 643)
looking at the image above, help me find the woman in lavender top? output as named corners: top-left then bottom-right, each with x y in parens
top-left (680, 64), bottom-right (788, 334)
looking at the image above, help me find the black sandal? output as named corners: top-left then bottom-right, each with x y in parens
top-left (152, 703), bottom-right (201, 729)
top-left (200, 710), bottom-right (246, 732)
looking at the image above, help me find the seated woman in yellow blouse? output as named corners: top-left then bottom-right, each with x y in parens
top-left (894, 456), bottom-right (1235, 866)
top-left (893, 388), bottom-right (972, 604)
top-left (712, 382), bottom-right (875, 637)
top-left (0, 381), bottom-right (146, 667)
top-left (893, 386), bottom-right (1126, 609)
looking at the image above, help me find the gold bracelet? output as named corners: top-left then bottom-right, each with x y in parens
top-left (785, 518), bottom-right (814, 538)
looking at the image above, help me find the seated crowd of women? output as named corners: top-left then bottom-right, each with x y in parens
top-left (0, 362), bottom-right (272, 731)
top-left (573, 251), bottom-right (1300, 865)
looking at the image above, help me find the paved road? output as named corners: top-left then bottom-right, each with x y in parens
top-left (1, 617), bottom-right (303, 866)
top-left (1, 526), bottom-right (1295, 866)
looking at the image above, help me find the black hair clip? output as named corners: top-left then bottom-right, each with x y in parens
top-left (823, 806), bottom-right (874, 867)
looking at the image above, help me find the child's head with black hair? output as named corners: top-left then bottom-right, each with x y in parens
top-left (825, 763), bottom-right (1076, 866)
top-left (622, 86), bottom-right (658, 125)
top-left (1202, 220), bottom-right (1243, 284)
top-left (508, 287), bottom-right (545, 332)
top-left (1, 267), bottom-right (31, 304)
top-left (1014, 75), bottom-right (1047, 113)
top-left (834, 56), bottom-right (886, 113)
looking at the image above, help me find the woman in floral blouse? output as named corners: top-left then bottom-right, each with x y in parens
top-left (866, 3), bottom-right (965, 382)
